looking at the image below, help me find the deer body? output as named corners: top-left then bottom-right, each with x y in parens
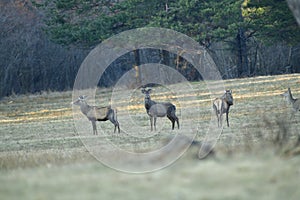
top-left (213, 90), bottom-right (233, 127)
top-left (281, 88), bottom-right (300, 117)
top-left (72, 96), bottom-right (120, 134)
top-left (142, 88), bottom-right (179, 131)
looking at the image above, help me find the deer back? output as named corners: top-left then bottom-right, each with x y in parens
top-left (86, 106), bottom-right (110, 120)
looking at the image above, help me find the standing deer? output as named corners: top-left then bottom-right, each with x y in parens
top-left (213, 90), bottom-right (234, 127)
top-left (72, 95), bottom-right (120, 134)
top-left (141, 88), bottom-right (179, 131)
top-left (281, 87), bottom-right (300, 118)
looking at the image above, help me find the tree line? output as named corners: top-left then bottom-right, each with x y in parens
top-left (0, 0), bottom-right (88, 97)
top-left (1, 0), bottom-right (300, 98)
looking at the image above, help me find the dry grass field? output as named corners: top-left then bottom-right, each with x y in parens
top-left (1, 74), bottom-right (300, 199)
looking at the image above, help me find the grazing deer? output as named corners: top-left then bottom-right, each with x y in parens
top-left (141, 88), bottom-right (179, 131)
top-left (213, 90), bottom-right (234, 127)
top-left (72, 95), bottom-right (120, 134)
top-left (281, 88), bottom-right (300, 118)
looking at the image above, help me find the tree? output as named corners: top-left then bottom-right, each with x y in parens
top-left (32, 0), bottom-right (167, 47)
top-left (151, 0), bottom-right (300, 76)
top-left (244, 0), bottom-right (300, 45)
top-left (242, 0), bottom-right (300, 74)
top-left (287, 0), bottom-right (300, 26)
top-left (34, 0), bottom-right (300, 76)
top-left (0, 0), bottom-right (87, 97)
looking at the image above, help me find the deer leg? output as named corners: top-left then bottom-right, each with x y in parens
top-left (150, 117), bottom-right (153, 131)
top-left (112, 111), bottom-right (120, 133)
top-left (172, 119), bottom-right (175, 130)
top-left (109, 118), bottom-right (116, 133)
top-left (91, 121), bottom-right (97, 135)
top-left (170, 118), bottom-right (175, 130)
top-left (154, 117), bottom-right (157, 131)
top-left (109, 118), bottom-right (120, 133)
top-left (167, 115), bottom-right (175, 130)
top-left (219, 113), bottom-right (223, 127)
top-left (215, 110), bottom-right (220, 127)
top-left (226, 111), bottom-right (229, 127)
top-left (171, 113), bottom-right (179, 129)
top-left (175, 116), bottom-right (179, 129)
top-left (116, 121), bottom-right (120, 133)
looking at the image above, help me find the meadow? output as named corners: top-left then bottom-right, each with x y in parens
top-left (1, 74), bottom-right (300, 199)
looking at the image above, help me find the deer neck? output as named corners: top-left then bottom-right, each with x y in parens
top-left (80, 102), bottom-right (91, 115)
top-left (286, 91), bottom-right (297, 104)
top-left (145, 97), bottom-right (156, 110)
top-left (287, 93), bottom-right (297, 104)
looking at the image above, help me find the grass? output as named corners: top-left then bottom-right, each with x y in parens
top-left (1, 74), bottom-right (300, 199)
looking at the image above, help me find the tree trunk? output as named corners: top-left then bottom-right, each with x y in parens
top-left (133, 49), bottom-right (141, 86)
top-left (236, 28), bottom-right (249, 76)
top-left (160, 49), bottom-right (170, 66)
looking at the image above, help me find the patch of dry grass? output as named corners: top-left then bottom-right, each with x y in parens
top-left (1, 73), bottom-right (300, 199)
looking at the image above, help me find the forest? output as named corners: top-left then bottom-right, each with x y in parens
top-left (1, 0), bottom-right (300, 98)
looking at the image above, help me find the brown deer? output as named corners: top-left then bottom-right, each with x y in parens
top-left (281, 87), bottom-right (300, 118)
top-left (72, 95), bottom-right (120, 134)
top-left (141, 88), bottom-right (179, 131)
top-left (213, 90), bottom-right (234, 127)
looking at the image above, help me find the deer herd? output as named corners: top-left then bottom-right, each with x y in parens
top-left (72, 87), bottom-right (298, 135)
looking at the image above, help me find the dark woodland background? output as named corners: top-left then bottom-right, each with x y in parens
top-left (1, 0), bottom-right (300, 98)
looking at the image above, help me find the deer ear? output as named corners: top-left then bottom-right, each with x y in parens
top-left (148, 89), bottom-right (152, 93)
top-left (141, 89), bottom-right (145, 93)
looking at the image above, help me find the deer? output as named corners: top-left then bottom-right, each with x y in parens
top-left (141, 88), bottom-right (179, 131)
top-left (72, 95), bottom-right (120, 135)
top-left (213, 90), bottom-right (234, 127)
top-left (281, 87), bottom-right (300, 118)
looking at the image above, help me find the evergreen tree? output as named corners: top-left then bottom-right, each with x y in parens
top-left (33, 0), bottom-right (300, 76)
